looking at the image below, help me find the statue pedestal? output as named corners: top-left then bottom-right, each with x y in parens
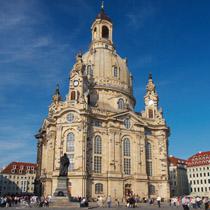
top-left (53, 177), bottom-right (68, 197)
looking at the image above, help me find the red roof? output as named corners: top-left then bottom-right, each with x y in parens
top-left (186, 151), bottom-right (210, 167)
top-left (168, 156), bottom-right (186, 166)
top-left (1, 162), bottom-right (37, 175)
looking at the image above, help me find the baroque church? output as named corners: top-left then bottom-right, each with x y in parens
top-left (36, 4), bottom-right (170, 200)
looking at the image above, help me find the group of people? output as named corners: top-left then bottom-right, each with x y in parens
top-left (170, 196), bottom-right (209, 210)
top-left (96, 194), bottom-right (162, 208)
top-left (0, 194), bottom-right (51, 207)
top-left (96, 195), bottom-right (113, 208)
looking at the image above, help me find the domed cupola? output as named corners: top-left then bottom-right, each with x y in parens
top-left (90, 2), bottom-right (114, 49)
top-left (73, 2), bottom-right (136, 111)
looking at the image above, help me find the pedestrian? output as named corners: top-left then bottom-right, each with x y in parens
top-left (157, 196), bottom-right (161, 208)
top-left (115, 198), bottom-right (119, 207)
top-left (107, 195), bottom-right (112, 208)
top-left (203, 197), bottom-right (209, 210)
top-left (182, 196), bottom-right (189, 210)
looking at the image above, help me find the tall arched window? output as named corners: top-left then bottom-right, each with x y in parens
top-left (93, 136), bottom-right (102, 173)
top-left (67, 133), bottom-right (74, 152)
top-left (146, 142), bottom-right (152, 176)
top-left (123, 138), bottom-right (130, 156)
top-left (118, 98), bottom-right (124, 109)
top-left (66, 133), bottom-right (75, 171)
top-left (102, 25), bottom-right (109, 39)
top-left (123, 138), bottom-right (131, 175)
top-left (94, 135), bottom-right (102, 154)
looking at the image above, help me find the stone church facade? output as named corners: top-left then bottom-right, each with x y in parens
top-left (36, 5), bottom-right (170, 200)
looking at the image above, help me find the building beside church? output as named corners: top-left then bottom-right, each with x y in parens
top-left (168, 156), bottom-right (189, 197)
top-left (0, 162), bottom-right (37, 196)
top-left (36, 4), bottom-right (170, 200)
top-left (187, 151), bottom-right (210, 197)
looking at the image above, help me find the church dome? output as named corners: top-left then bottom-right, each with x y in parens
top-left (79, 5), bottom-right (134, 105)
top-left (68, 5), bottom-right (135, 111)
top-left (82, 49), bottom-right (133, 97)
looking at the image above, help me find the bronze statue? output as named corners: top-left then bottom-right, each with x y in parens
top-left (59, 153), bottom-right (70, 176)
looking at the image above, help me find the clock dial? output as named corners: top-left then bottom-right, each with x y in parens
top-left (73, 80), bottom-right (79, 87)
top-left (148, 100), bottom-right (154, 106)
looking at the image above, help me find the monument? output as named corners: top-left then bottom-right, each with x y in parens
top-left (54, 153), bottom-right (70, 197)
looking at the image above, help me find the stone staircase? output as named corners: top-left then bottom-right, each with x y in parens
top-left (50, 196), bottom-right (80, 208)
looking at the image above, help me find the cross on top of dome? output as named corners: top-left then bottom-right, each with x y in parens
top-left (96, 1), bottom-right (112, 23)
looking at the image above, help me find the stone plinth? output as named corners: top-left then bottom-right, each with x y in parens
top-left (53, 177), bottom-right (68, 197)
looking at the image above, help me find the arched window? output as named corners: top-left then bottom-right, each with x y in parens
top-left (93, 136), bottom-right (102, 173)
top-left (95, 183), bottom-right (103, 194)
top-left (118, 98), bottom-right (124, 109)
top-left (66, 133), bottom-right (75, 171)
top-left (148, 109), bottom-right (153, 119)
top-left (94, 136), bottom-right (102, 154)
top-left (67, 133), bottom-right (74, 152)
top-left (146, 142), bottom-right (152, 176)
top-left (102, 25), bottom-right (109, 39)
top-left (123, 138), bottom-right (130, 156)
top-left (71, 91), bottom-right (76, 100)
top-left (113, 66), bottom-right (118, 77)
top-left (123, 138), bottom-right (131, 175)
top-left (149, 184), bottom-right (155, 195)
top-left (146, 142), bottom-right (152, 159)
top-left (93, 27), bottom-right (97, 39)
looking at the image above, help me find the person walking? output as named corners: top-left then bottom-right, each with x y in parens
top-left (107, 195), bottom-right (112, 208)
top-left (182, 196), bottom-right (189, 210)
top-left (203, 197), bottom-right (209, 210)
top-left (157, 196), bottom-right (161, 208)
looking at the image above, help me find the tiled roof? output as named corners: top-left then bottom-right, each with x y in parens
top-left (186, 151), bottom-right (210, 167)
top-left (1, 162), bottom-right (37, 175)
top-left (168, 156), bottom-right (186, 166)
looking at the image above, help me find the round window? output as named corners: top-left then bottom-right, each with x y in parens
top-left (66, 113), bottom-right (74, 123)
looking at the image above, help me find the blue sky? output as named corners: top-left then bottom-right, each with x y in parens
top-left (0, 0), bottom-right (210, 167)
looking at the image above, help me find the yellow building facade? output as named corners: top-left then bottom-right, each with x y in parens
top-left (36, 5), bottom-right (170, 200)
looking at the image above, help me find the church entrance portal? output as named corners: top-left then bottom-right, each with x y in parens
top-left (125, 184), bottom-right (132, 197)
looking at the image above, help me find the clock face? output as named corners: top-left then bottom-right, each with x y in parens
top-left (73, 80), bottom-right (79, 87)
top-left (148, 100), bottom-right (154, 106)
top-left (66, 113), bottom-right (74, 123)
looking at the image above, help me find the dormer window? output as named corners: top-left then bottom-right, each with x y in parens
top-left (102, 25), bottom-right (109, 39)
top-left (118, 98), bottom-right (124, 109)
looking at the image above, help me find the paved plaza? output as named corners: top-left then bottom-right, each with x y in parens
top-left (1, 203), bottom-right (201, 210)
